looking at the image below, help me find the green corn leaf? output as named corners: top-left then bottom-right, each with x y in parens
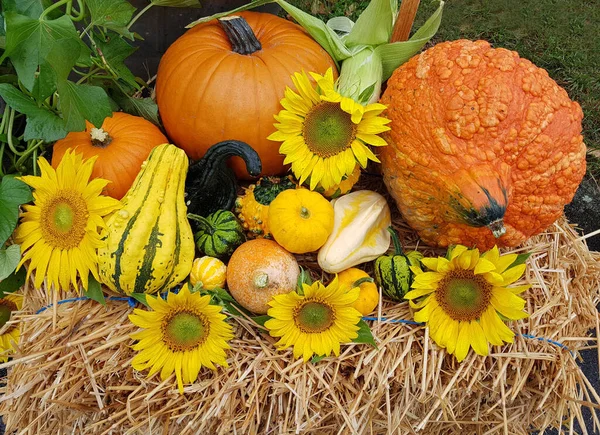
top-left (345, 0), bottom-right (397, 48)
top-left (338, 47), bottom-right (383, 103)
top-left (326, 17), bottom-right (354, 37)
top-left (0, 244), bottom-right (20, 282)
top-left (375, 0), bottom-right (445, 80)
top-left (84, 274), bottom-right (106, 305)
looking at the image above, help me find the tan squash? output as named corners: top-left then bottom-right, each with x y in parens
top-left (226, 239), bottom-right (299, 314)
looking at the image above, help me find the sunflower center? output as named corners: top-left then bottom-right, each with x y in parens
top-left (0, 300), bottom-right (17, 333)
top-left (40, 191), bottom-right (88, 250)
top-left (435, 270), bottom-right (492, 321)
top-left (162, 310), bottom-right (209, 352)
top-left (294, 300), bottom-right (335, 333)
top-left (303, 102), bottom-right (356, 158)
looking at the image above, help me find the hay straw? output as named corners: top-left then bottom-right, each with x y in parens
top-left (1, 174), bottom-right (599, 434)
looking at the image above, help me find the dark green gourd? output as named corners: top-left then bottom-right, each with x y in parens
top-left (188, 210), bottom-right (245, 259)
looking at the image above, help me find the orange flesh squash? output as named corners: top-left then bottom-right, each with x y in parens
top-left (379, 40), bottom-right (587, 249)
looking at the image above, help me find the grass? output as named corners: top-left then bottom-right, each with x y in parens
top-left (287, 0), bottom-right (600, 176)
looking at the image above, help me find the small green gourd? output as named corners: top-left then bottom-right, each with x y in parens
top-left (374, 227), bottom-right (423, 302)
top-left (188, 210), bottom-right (246, 259)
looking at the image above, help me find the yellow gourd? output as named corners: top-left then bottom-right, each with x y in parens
top-left (318, 190), bottom-right (391, 273)
top-left (190, 256), bottom-right (227, 290)
top-left (268, 189), bottom-right (334, 254)
top-left (337, 268), bottom-right (379, 315)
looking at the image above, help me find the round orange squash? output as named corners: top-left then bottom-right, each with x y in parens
top-left (226, 239), bottom-right (299, 314)
top-left (51, 112), bottom-right (168, 199)
top-left (380, 40), bottom-right (587, 249)
top-left (155, 11), bottom-right (337, 178)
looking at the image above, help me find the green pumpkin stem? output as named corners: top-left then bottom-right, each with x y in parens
top-left (352, 277), bottom-right (374, 288)
top-left (219, 16), bottom-right (262, 55)
top-left (387, 226), bottom-right (404, 256)
top-left (187, 213), bottom-right (214, 234)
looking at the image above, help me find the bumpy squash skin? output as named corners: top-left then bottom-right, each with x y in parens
top-left (98, 144), bottom-right (195, 295)
top-left (380, 40), bottom-right (587, 249)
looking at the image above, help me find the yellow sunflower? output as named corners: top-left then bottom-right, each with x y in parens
top-left (405, 245), bottom-right (529, 362)
top-left (268, 68), bottom-right (391, 190)
top-left (15, 150), bottom-right (121, 292)
top-left (265, 277), bottom-right (363, 362)
top-left (0, 293), bottom-right (23, 362)
top-left (129, 285), bottom-right (234, 394)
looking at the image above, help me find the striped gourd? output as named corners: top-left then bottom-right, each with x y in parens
top-left (190, 256), bottom-right (227, 290)
top-left (374, 227), bottom-right (423, 302)
top-left (188, 210), bottom-right (245, 260)
top-left (98, 144), bottom-right (195, 295)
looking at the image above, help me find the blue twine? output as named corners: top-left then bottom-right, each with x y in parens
top-left (362, 316), bottom-right (575, 354)
top-left (33, 298), bottom-right (574, 354)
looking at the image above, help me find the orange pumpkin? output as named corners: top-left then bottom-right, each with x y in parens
top-left (155, 11), bottom-right (337, 178)
top-left (380, 40), bottom-right (586, 249)
top-left (226, 239), bottom-right (299, 314)
top-left (52, 112), bottom-right (168, 199)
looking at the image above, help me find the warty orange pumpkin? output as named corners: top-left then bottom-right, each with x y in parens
top-left (51, 112), bottom-right (168, 200)
top-left (379, 40), bottom-right (587, 249)
top-left (155, 11), bottom-right (337, 178)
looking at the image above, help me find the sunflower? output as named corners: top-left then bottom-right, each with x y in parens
top-left (405, 245), bottom-right (529, 362)
top-left (15, 150), bottom-right (121, 292)
top-left (265, 277), bottom-right (363, 362)
top-left (128, 285), bottom-right (234, 393)
top-left (268, 68), bottom-right (391, 190)
top-left (0, 293), bottom-right (23, 362)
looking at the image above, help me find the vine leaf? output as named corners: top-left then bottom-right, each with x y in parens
top-left (0, 176), bottom-right (33, 246)
top-left (57, 81), bottom-right (113, 132)
top-left (2, 13), bottom-right (83, 91)
top-left (86, 0), bottom-right (136, 40)
top-left (0, 84), bottom-right (68, 141)
top-left (96, 35), bottom-right (139, 89)
top-left (151, 0), bottom-right (202, 7)
top-left (0, 267), bottom-right (26, 298)
top-left (83, 274), bottom-right (106, 305)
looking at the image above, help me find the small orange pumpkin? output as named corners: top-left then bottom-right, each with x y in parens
top-left (380, 40), bottom-right (587, 249)
top-left (227, 239), bottom-right (299, 314)
top-left (52, 112), bottom-right (168, 199)
top-left (155, 11), bottom-right (337, 178)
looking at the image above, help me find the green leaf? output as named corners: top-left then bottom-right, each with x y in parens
top-left (151, 0), bottom-right (201, 7)
top-left (57, 81), bottom-right (112, 131)
top-left (95, 35), bottom-right (138, 89)
top-left (311, 354), bottom-right (326, 363)
top-left (3, 13), bottom-right (82, 91)
top-left (326, 17), bottom-right (354, 36)
top-left (0, 176), bottom-right (33, 246)
top-left (116, 95), bottom-right (160, 126)
top-left (345, 0), bottom-right (397, 47)
top-left (130, 292), bottom-right (149, 307)
top-left (2, 0), bottom-right (52, 19)
top-left (353, 319), bottom-right (377, 348)
top-left (0, 244), bottom-right (20, 281)
top-left (508, 253), bottom-right (531, 269)
top-left (375, 1), bottom-right (444, 80)
top-left (86, 0), bottom-right (136, 40)
top-left (0, 83), bottom-right (68, 141)
top-left (0, 267), bottom-right (26, 298)
top-left (83, 274), bottom-right (106, 305)
top-left (252, 315), bottom-right (271, 327)
top-left (296, 267), bottom-right (313, 293)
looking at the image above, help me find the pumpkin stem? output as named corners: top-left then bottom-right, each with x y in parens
top-left (219, 16), bottom-right (262, 55)
top-left (387, 226), bottom-right (404, 255)
top-left (90, 127), bottom-right (112, 148)
top-left (254, 272), bottom-right (269, 289)
top-left (487, 219), bottom-right (507, 238)
top-left (299, 206), bottom-right (311, 219)
top-left (352, 277), bottom-right (374, 288)
top-left (187, 213), bottom-right (214, 234)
